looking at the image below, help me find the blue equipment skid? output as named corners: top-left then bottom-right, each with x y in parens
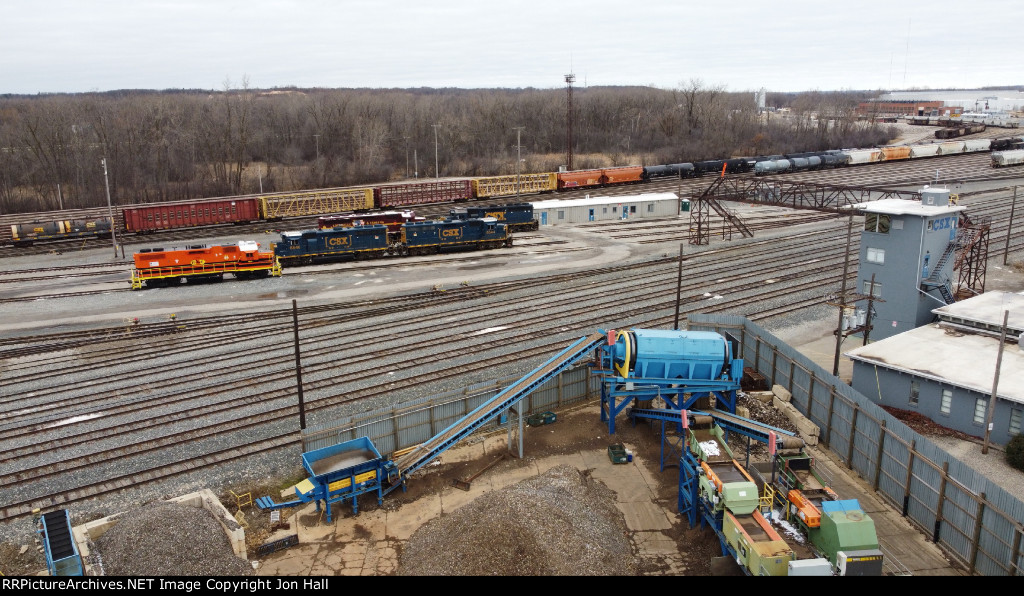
top-left (39, 509), bottom-right (83, 576)
top-left (256, 437), bottom-right (393, 522)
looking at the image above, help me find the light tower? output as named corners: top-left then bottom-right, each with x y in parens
top-left (565, 73), bottom-right (575, 171)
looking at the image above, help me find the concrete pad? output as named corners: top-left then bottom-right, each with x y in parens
top-left (385, 494), bottom-right (442, 540)
top-left (579, 446), bottom-right (625, 471)
top-left (294, 503), bottom-right (337, 542)
top-left (632, 531), bottom-right (680, 556)
top-left (589, 464), bottom-right (653, 503)
top-left (534, 453), bottom-right (587, 475)
top-left (334, 509), bottom-right (387, 543)
top-left (491, 461), bottom-right (539, 490)
top-left (615, 501), bottom-right (673, 531)
top-left (309, 546), bottom-right (346, 575)
top-left (441, 438), bottom-right (486, 463)
top-left (255, 544), bottom-right (319, 576)
top-left (630, 454), bottom-right (663, 489)
top-left (440, 479), bottom-right (491, 513)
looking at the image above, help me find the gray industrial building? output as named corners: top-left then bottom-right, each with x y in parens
top-left (531, 192), bottom-right (683, 226)
top-left (852, 187), bottom-right (965, 341)
top-left (844, 291), bottom-right (1024, 446)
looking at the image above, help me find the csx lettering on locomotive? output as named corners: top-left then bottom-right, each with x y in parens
top-left (441, 229), bottom-right (463, 238)
top-left (328, 236), bottom-right (352, 247)
top-left (484, 212), bottom-right (506, 220)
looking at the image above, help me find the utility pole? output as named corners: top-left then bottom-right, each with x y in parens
top-left (833, 213), bottom-right (854, 376)
top-left (100, 158), bottom-right (118, 258)
top-left (313, 134), bottom-right (320, 161)
top-left (565, 74), bottom-right (575, 171)
top-left (404, 136), bottom-right (411, 178)
top-left (293, 299), bottom-right (306, 430)
top-left (414, 149), bottom-right (418, 179)
top-left (513, 127), bottom-right (525, 200)
top-left (982, 310), bottom-right (1009, 455)
top-left (432, 124), bottom-right (440, 179)
top-left (1004, 186), bottom-right (1017, 265)
top-left (674, 243), bottom-right (684, 330)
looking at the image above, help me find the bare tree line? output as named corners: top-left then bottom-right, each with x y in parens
top-left (0, 80), bottom-right (893, 214)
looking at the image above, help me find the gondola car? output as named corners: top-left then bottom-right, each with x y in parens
top-left (130, 240), bottom-right (281, 289)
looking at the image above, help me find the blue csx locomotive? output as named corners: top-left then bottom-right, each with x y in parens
top-left (273, 217), bottom-right (512, 266)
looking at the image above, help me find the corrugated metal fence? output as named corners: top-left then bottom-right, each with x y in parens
top-left (301, 364), bottom-right (597, 458)
top-left (689, 314), bottom-right (1024, 576)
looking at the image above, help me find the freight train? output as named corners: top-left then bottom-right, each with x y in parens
top-left (273, 217), bottom-right (513, 267)
top-left (8, 134), bottom-right (1022, 248)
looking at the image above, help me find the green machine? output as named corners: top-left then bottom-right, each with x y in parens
top-left (807, 499), bottom-right (884, 575)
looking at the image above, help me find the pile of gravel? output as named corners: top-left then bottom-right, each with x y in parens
top-left (93, 501), bottom-right (252, 576)
top-left (398, 464), bottom-right (636, 576)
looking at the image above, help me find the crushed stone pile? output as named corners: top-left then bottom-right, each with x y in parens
top-left (93, 501), bottom-right (252, 576)
top-left (398, 464), bottom-right (637, 576)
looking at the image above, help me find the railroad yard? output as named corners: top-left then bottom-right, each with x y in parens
top-left (2, 130), bottom-right (1024, 576)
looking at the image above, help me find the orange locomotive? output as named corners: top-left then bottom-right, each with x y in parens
top-left (130, 240), bottom-right (281, 290)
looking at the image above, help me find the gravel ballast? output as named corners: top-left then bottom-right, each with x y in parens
top-left (92, 501), bottom-right (253, 576)
top-left (397, 464), bottom-right (636, 576)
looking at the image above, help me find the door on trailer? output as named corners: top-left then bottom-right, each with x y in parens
top-left (589, 208), bottom-right (595, 221)
top-left (540, 212), bottom-right (547, 225)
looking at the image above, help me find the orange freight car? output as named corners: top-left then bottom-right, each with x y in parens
top-left (601, 166), bottom-right (645, 185)
top-left (880, 146), bottom-right (912, 162)
top-left (556, 169), bottom-right (604, 190)
top-left (130, 240), bottom-right (281, 289)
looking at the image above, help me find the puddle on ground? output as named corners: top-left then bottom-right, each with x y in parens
top-left (256, 290), bottom-right (310, 299)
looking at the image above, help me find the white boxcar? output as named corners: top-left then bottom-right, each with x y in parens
top-left (844, 149), bottom-right (883, 165)
top-left (963, 139), bottom-right (992, 153)
top-left (532, 192), bottom-right (681, 226)
top-left (910, 144), bottom-right (941, 158)
top-left (992, 149), bottom-right (1024, 167)
top-left (938, 141), bottom-right (966, 155)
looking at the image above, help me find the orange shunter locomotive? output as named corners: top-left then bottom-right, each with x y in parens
top-left (130, 240), bottom-right (281, 290)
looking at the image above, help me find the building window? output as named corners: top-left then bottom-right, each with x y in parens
top-left (630, 206), bottom-right (637, 213)
top-left (1010, 408), bottom-right (1022, 436)
top-left (866, 247), bottom-right (885, 264)
top-left (647, 204), bottom-right (654, 212)
top-left (864, 213), bottom-right (891, 234)
top-left (940, 389), bottom-right (952, 415)
top-left (603, 208), bottom-right (608, 214)
top-left (557, 210), bottom-right (565, 220)
top-left (612, 207), bottom-right (617, 213)
top-left (863, 280), bottom-right (882, 298)
top-left (974, 398), bottom-right (987, 425)
top-left (909, 381), bottom-right (919, 406)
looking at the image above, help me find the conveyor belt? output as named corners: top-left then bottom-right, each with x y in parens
top-left (629, 407), bottom-right (802, 451)
top-left (393, 332), bottom-right (606, 477)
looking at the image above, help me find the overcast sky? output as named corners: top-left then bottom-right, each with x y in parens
top-left (4, 0), bottom-right (1021, 95)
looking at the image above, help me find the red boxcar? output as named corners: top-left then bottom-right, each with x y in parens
top-left (556, 169), bottom-right (603, 190)
top-left (122, 198), bottom-right (261, 233)
top-left (374, 180), bottom-right (473, 208)
top-left (601, 166), bottom-right (645, 185)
